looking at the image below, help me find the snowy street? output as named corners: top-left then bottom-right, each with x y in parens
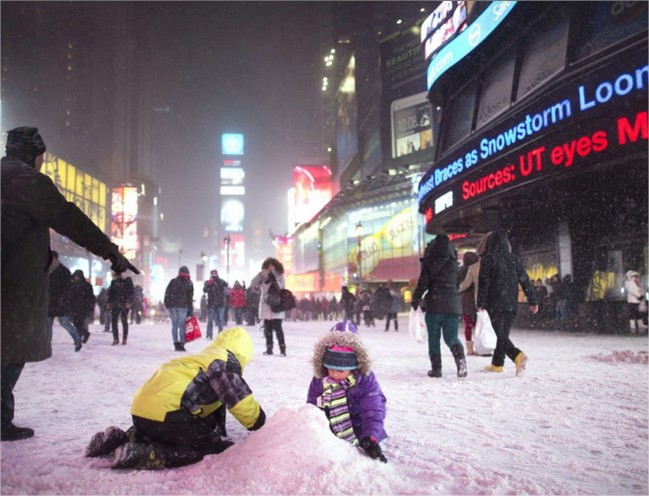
top-left (1, 316), bottom-right (647, 495)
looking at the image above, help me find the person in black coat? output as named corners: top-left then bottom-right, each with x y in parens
top-left (164, 266), bottom-right (194, 351)
top-left (411, 235), bottom-right (467, 378)
top-left (477, 229), bottom-right (538, 376)
top-left (69, 269), bottom-right (96, 344)
top-left (47, 251), bottom-right (83, 352)
top-left (1, 127), bottom-right (137, 442)
top-left (108, 271), bottom-right (135, 346)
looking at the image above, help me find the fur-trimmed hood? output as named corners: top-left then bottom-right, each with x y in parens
top-left (311, 331), bottom-right (371, 378)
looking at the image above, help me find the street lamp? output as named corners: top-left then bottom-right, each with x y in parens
top-left (355, 221), bottom-right (363, 285)
top-left (223, 235), bottom-right (231, 283)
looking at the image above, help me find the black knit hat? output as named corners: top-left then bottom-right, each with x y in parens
top-left (179, 266), bottom-right (190, 275)
top-left (323, 346), bottom-right (358, 371)
top-left (5, 127), bottom-right (46, 167)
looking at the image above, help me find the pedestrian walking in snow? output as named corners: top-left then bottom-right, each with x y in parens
top-left (250, 257), bottom-right (287, 356)
top-left (69, 269), bottom-right (96, 344)
top-left (203, 269), bottom-right (228, 338)
top-left (163, 266), bottom-right (194, 351)
top-left (625, 270), bottom-right (648, 334)
top-left (412, 234), bottom-right (467, 378)
top-left (477, 229), bottom-right (538, 376)
top-left (108, 271), bottom-right (134, 346)
top-left (47, 251), bottom-right (83, 353)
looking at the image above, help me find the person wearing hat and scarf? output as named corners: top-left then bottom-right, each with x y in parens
top-left (164, 266), bottom-right (194, 351)
top-left (306, 322), bottom-right (388, 463)
top-left (1, 126), bottom-right (138, 442)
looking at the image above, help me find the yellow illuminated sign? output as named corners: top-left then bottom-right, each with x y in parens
top-left (40, 153), bottom-right (107, 231)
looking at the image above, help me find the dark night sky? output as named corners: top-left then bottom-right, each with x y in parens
top-left (3, 1), bottom-right (327, 263)
top-left (137, 2), bottom-right (325, 257)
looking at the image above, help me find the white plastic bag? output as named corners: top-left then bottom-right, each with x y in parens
top-left (474, 309), bottom-right (497, 355)
top-left (408, 307), bottom-right (427, 343)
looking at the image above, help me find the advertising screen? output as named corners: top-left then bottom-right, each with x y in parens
top-left (111, 186), bottom-right (138, 259)
top-left (220, 167), bottom-right (245, 186)
top-left (422, 1), bottom-right (467, 61)
top-left (41, 154), bottom-right (107, 230)
top-left (419, 50), bottom-right (648, 222)
top-left (391, 92), bottom-right (433, 158)
top-left (336, 56), bottom-right (358, 173)
top-left (221, 133), bottom-right (244, 155)
top-left (291, 165), bottom-right (333, 226)
top-left (221, 198), bottom-right (244, 232)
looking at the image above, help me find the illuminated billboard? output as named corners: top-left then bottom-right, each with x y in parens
top-left (221, 198), bottom-right (244, 232)
top-left (421, 1), bottom-right (468, 61)
top-left (220, 167), bottom-right (245, 185)
top-left (290, 165), bottom-right (333, 226)
top-left (40, 153), bottom-right (107, 231)
top-left (336, 56), bottom-right (358, 172)
top-left (111, 186), bottom-right (138, 259)
top-left (221, 233), bottom-right (245, 269)
top-left (391, 92), bottom-right (433, 158)
top-left (221, 133), bottom-right (244, 155)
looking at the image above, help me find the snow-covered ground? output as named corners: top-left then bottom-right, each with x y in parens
top-left (1, 316), bottom-right (647, 495)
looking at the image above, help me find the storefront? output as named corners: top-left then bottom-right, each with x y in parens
top-left (418, 1), bottom-right (648, 331)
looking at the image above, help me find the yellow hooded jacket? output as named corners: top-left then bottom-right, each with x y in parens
top-left (131, 327), bottom-right (264, 431)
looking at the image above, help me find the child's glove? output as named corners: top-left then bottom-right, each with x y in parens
top-left (360, 436), bottom-right (387, 463)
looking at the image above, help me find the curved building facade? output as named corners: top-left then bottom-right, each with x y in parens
top-left (418, 1), bottom-right (648, 330)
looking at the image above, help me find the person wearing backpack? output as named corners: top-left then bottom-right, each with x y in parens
top-left (250, 257), bottom-right (287, 357)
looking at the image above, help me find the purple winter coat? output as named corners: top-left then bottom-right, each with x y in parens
top-left (307, 371), bottom-right (387, 442)
top-left (306, 329), bottom-right (387, 442)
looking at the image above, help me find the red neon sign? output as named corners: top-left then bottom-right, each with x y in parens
top-left (459, 110), bottom-right (646, 202)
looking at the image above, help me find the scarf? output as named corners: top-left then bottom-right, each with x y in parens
top-left (317, 374), bottom-right (358, 446)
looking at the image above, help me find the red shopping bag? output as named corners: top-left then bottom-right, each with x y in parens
top-left (185, 315), bottom-right (202, 342)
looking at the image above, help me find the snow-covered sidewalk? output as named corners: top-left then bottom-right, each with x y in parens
top-left (1, 317), bottom-right (647, 495)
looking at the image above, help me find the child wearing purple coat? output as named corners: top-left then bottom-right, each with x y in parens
top-left (306, 321), bottom-right (388, 462)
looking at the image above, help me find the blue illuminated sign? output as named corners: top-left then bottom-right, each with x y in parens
top-left (426, 1), bottom-right (517, 91)
top-left (221, 133), bottom-right (245, 156)
top-left (418, 51), bottom-right (648, 216)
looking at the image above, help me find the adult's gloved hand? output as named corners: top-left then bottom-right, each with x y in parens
top-left (411, 300), bottom-right (419, 311)
top-left (107, 244), bottom-right (140, 274)
top-left (360, 436), bottom-right (387, 463)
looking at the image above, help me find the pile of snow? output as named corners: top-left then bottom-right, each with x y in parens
top-left (590, 350), bottom-right (649, 364)
top-left (1, 319), bottom-right (647, 495)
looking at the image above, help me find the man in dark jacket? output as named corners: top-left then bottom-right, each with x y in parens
top-left (108, 271), bottom-right (135, 346)
top-left (477, 229), bottom-right (538, 376)
top-left (411, 235), bottom-right (467, 378)
top-left (203, 269), bottom-right (228, 339)
top-left (1, 126), bottom-right (137, 442)
top-left (69, 269), bottom-right (96, 344)
top-left (164, 266), bottom-right (194, 351)
top-left (47, 251), bottom-right (82, 352)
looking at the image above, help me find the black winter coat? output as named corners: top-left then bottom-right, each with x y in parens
top-left (69, 278), bottom-right (96, 317)
top-left (164, 275), bottom-right (194, 311)
top-left (48, 263), bottom-right (72, 317)
top-left (412, 235), bottom-right (461, 315)
top-left (108, 276), bottom-right (134, 308)
top-left (203, 276), bottom-right (228, 308)
top-left (1, 156), bottom-right (118, 364)
top-left (476, 230), bottom-right (537, 313)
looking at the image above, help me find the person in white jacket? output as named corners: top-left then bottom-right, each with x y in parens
top-left (625, 270), bottom-right (647, 334)
top-left (250, 257), bottom-right (287, 356)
